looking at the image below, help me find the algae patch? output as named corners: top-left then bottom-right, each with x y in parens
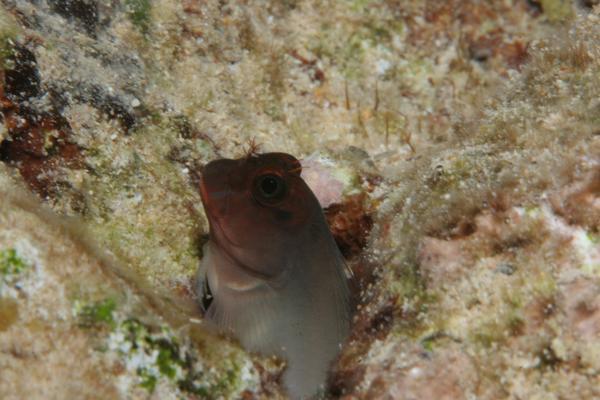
top-left (74, 297), bottom-right (118, 329)
top-left (107, 318), bottom-right (255, 397)
top-left (72, 294), bottom-right (258, 398)
top-left (125, 0), bottom-right (152, 34)
top-left (0, 248), bottom-right (30, 284)
top-left (539, 0), bottom-right (574, 23)
top-left (0, 248), bottom-right (24, 332)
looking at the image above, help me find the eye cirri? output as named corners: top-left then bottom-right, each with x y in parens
top-left (196, 151), bottom-right (351, 400)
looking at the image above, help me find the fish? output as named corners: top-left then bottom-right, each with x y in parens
top-left (196, 152), bottom-right (351, 399)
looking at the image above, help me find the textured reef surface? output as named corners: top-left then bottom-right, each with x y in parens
top-left (0, 1), bottom-right (598, 399)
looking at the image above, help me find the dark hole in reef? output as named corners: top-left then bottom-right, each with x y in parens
top-left (525, 0), bottom-right (543, 15)
top-left (469, 44), bottom-right (492, 63)
top-left (49, 0), bottom-right (99, 35)
top-left (4, 45), bottom-right (41, 103)
top-left (492, 235), bottom-right (532, 254)
top-left (537, 344), bottom-right (562, 371)
top-left (327, 366), bottom-right (366, 399)
top-left (365, 301), bottom-right (395, 339)
top-left (83, 84), bottom-right (137, 131)
top-left (578, 0), bottom-right (599, 9)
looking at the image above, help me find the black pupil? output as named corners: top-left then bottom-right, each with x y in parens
top-left (260, 176), bottom-right (281, 197)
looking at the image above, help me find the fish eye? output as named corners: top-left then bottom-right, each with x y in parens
top-left (254, 174), bottom-right (286, 202)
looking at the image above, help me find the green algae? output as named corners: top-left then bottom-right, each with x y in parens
top-left (388, 261), bottom-right (424, 301)
top-left (0, 9), bottom-right (20, 68)
top-left (581, 264), bottom-right (599, 275)
top-left (469, 319), bottom-right (508, 348)
top-left (112, 319), bottom-right (184, 392)
top-left (0, 38), bottom-right (15, 70)
top-left (209, 358), bottom-right (247, 397)
top-left (119, 319), bottom-right (187, 392)
top-left (76, 297), bottom-right (118, 329)
top-left (125, 0), bottom-right (152, 34)
top-left (586, 232), bottom-right (599, 245)
top-left (0, 248), bottom-right (29, 279)
top-left (470, 306), bottom-right (525, 348)
top-left (468, 271), bottom-right (555, 349)
top-left (111, 318), bottom-right (251, 397)
top-left (386, 258), bottom-right (440, 339)
top-left (539, 0), bottom-right (574, 23)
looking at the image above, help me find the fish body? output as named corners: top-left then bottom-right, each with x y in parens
top-left (196, 152), bottom-right (350, 399)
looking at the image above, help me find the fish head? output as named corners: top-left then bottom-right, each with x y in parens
top-left (199, 152), bottom-right (319, 280)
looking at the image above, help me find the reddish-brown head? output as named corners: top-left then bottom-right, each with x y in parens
top-left (199, 152), bottom-right (322, 280)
